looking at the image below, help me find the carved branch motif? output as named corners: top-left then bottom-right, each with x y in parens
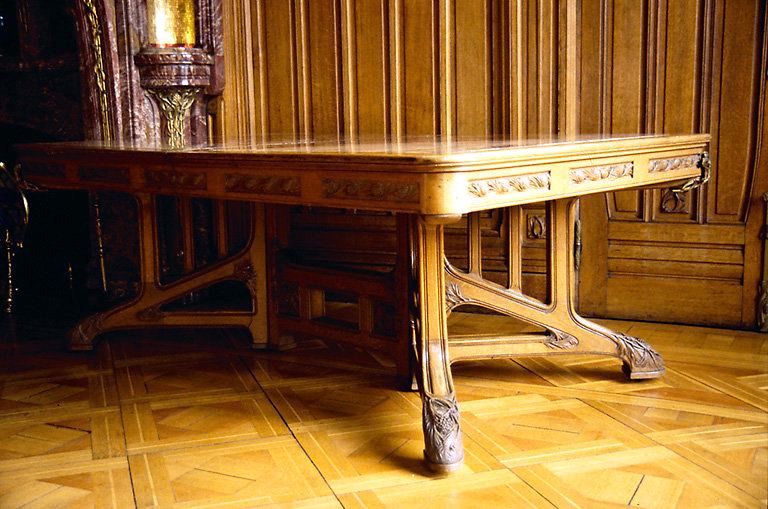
top-left (660, 188), bottom-right (687, 213)
top-left (70, 312), bottom-right (105, 346)
top-left (544, 329), bottom-right (579, 350)
top-left (323, 179), bottom-right (419, 203)
top-left (445, 282), bottom-right (469, 312)
top-left (648, 155), bottom-right (700, 173)
top-left (79, 167), bottom-right (130, 184)
top-left (569, 162), bottom-right (633, 184)
top-left (468, 173), bottom-right (550, 197)
top-left (145, 169), bottom-right (206, 190)
top-left (234, 261), bottom-right (259, 299)
top-left (612, 333), bottom-right (665, 376)
top-left (147, 87), bottom-right (200, 149)
top-left (422, 392), bottom-right (463, 466)
top-left (225, 174), bottom-right (301, 196)
top-left (137, 305), bottom-right (165, 322)
top-left (526, 214), bottom-right (546, 239)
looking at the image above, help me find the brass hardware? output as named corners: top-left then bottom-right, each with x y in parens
top-left (574, 217), bottom-right (582, 272)
top-left (91, 193), bottom-right (108, 293)
top-left (81, 0), bottom-right (112, 295)
top-left (3, 230), bottom-right (14, 314)
top-left (0, 162), bottom-right (30, 314)
top-left (672, 151), bottom-right (711, 194)
top-left (81, 0), bottom-right (113, 142)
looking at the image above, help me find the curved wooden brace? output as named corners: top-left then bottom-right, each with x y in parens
top-left (69, 193), bottom-right (268, 350)
top-left (441, 200), bottom-right (664, 379)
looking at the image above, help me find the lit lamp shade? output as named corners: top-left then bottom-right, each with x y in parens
top-left (147, 0), bottom-right (196, 47)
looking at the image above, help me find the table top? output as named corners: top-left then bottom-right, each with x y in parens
top-left (15, 134), bottom-right (709, 215)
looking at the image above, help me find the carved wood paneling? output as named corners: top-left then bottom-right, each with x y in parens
top-left (217, 0), bottom-right (558, 296)
top-left (579, 0), bottom-right (766, 328)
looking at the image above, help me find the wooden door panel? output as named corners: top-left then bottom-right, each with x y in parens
top-left (579, 0), bottom-right (765, 328)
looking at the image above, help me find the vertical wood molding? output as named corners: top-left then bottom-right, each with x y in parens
top-left (439, 0), bottom-right (455, 139)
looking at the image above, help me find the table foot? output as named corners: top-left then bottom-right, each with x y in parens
top-left (422, 391), bottom-right (464, 469)
top-left (69, 312), bottom-right (105, 350)
top-left (614, 332), bottom-right (665, 379)
top-left (425, 457), bottom-right (463, 474)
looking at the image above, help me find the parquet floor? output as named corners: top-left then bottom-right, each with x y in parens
top-left (0, 313), bottom-right (766, 508)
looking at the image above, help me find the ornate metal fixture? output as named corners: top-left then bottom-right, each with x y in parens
top-left (135, 47), bottom-right (212, 148)
top-left (672, 152), bottom-right (711, 194)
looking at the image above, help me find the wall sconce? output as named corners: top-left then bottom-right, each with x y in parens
top-left (146, 0), bottom-right (196, 47)
top-left (136, 0), bottom-right (211, 148)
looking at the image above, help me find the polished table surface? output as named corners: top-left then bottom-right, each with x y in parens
top-left (15, 134), bottom-right (710, 473)
top-left (16, 134), bottom-right (708, 215)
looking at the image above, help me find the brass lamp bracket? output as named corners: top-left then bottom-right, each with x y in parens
top-left (672, 151), bottom-right (711, 194)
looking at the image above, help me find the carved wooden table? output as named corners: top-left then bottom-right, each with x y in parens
top-left (16, 135), bottom-right (710, 472)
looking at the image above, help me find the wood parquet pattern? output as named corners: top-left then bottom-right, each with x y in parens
top-left (0, 315), bottom-right (765, 508)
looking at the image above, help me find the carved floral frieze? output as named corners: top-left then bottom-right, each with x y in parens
top-left (24, 163), bottom-right (65, 178)
top-left (225, 174), bottom-right (301, 196)
top-left (145, 169), bottom-right (206, 189)
top-left (323, 179), bottom-right (419, 203)
top-left (79, 166), bottom-right (130, 184)
top-left (569, 162), bottom-right (633, 184)
top-left (648, 155), bottom-right (700, 173)
top-left (468, 173), bottom-right (550, 197)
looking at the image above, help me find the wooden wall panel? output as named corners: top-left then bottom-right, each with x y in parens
top-left (261, 1), bottom-right (299, 140)
top-left (708, 0), bottom-right (761, 222)
top-left (342, 0), bottom-right (390, 141)
top-left (454, 0), bottom-right (491, 137)
top-left (218, 0), bottom-right (765, 328)
top-left (216, 0), bottom-right (559, 304)
top-left (400, 0), bottom-right (438, 138)
top-left (579, 0), bottom-right (766, 328)
top-left (299, 0), bottom-right (344, 140)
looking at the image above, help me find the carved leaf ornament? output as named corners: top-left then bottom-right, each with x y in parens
top-left (468, 173), bottom-right (550, 197)
top-left (422, 392), bottom-right (463, 465)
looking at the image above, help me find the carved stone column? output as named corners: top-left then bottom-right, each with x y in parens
top-left (135, 47), bottom-right (212, 148)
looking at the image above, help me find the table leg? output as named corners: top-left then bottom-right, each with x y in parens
top-left (69, 194), bottom-right (269, 350)
top-left (412, 215), bottom-right (464, 473)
